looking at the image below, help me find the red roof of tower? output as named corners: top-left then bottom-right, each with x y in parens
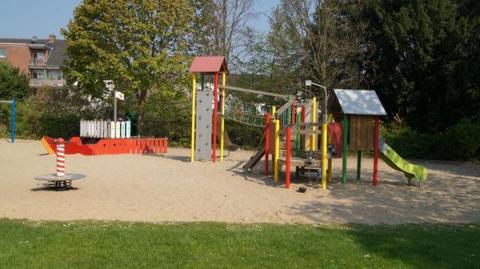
top-left (189, 56), bottom-right (228, 73)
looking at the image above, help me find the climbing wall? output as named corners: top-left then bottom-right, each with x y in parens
top-left (195, 91), bottom-right (213, 161)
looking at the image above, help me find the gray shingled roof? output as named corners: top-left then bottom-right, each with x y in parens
top-left (0, 38), bottom-right (49, 44)
top-left (46, 40), bottom-right (67, 66)
top-left (0, 38), bottom-right (67, 66)
top-left (333, 89), bottom-right (387, 116)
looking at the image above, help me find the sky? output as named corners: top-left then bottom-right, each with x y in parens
top-left (0, 0), bottom-right (279, 39)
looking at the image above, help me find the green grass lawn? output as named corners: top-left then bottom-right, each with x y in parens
top-left (0, 219), bottom-right (478, 269)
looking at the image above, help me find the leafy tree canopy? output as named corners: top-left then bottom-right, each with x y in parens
top-left (62, 0), bottom-right (194, 133)
top-left (0, 61), bottom-right (30, 100)
top-left (364, 0), bottom-right (480, 131)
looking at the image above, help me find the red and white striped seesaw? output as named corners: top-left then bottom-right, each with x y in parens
top-left (35, 138), bottom-right (86, 190)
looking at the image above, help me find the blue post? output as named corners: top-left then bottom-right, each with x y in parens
top-left (11, 98), bottom-right (15, 143)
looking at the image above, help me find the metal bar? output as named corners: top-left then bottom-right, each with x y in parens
top-left (220, 85), bottom-right (289, 99)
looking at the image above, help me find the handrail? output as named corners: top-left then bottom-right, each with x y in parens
top-left (274, 98), bottom-right (295, 117)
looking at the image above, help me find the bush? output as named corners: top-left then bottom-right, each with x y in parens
top-left (383, 119), bottom-right (480, 161)
top-left (9, 86), bottom-right (84, 139)
top-left (0, 61), bottom-right (30, 100)
top-left (227, 120), bottom-right (264, 150)
top-left (141, 90), bottom-right (191, 145)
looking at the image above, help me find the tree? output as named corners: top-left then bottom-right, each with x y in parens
top-left (363, 0), bottom-right (480, 131)
top-left (0, 61), bottom-right (30, 100)
top-left (268, 0), bottom-right (366, 109)
top-left (194, 0), bottom-right (255, 70)
top-left (62, 0), bottom-right (194, 134)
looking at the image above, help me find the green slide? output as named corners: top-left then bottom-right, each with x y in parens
top-left (379, 135), bottom-right (428, 183)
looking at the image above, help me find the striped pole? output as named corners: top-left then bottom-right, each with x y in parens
top-left (56, 138), bottom-right (65, 177)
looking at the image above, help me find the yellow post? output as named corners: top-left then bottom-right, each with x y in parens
top-left (220, 72), bottom-right (226, 162)
top-left (272, 106), bottom-right (276, 120)
top-left (190, 74), bottom-right (197, 162)
top-left (274, 119), bottom-right (280, 182)
top-left (321, 123), bottom-right (328, 190)
top-left (311, 97), bottom-right (317, 150)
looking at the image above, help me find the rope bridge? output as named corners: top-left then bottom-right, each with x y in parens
top-left (221, 85), bottom-right (290, 128)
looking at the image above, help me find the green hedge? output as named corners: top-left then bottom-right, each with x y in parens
top-left (383, 119), bottom-right (480, 161)
top-left (227, 120), bottom-right (264, 150)
top-left (2, 86), bottom-right (478, 162)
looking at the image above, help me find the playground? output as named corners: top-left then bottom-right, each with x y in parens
top-left (1, 139), bottom-right (479, 224)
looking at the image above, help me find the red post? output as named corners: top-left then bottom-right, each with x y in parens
top-left (373, 117), bottom-right (380, 186)
top-left (212, 72), bottom-right (218, 162)
top-left (286, 127), bottom-right (291, 189)
top-left (264, 113), bottom-right (271, 176)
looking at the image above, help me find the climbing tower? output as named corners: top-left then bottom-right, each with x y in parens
top-left (189, 56), bottom-right (228, 162)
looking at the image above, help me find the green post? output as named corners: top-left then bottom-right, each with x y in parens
top-left (287, 106), bottom-right (291, 125)
top-left (356, 151), bottom-right (362, 180)
top-left (341, 115), bottom-right (349, 184)
top-left (296, 112), bottom-right (301, 156)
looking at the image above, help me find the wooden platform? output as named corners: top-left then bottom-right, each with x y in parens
top-left (278, 156), bottom-right (322, 168)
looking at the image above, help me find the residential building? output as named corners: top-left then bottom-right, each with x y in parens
top-left (0, 34), bottom-right (67, 87)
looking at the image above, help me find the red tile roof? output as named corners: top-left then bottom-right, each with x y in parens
top-left (189, 56), bottom-right (228, 73)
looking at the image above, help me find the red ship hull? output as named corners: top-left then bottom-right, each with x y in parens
top-left (41, 136), bottom-right (168, 155)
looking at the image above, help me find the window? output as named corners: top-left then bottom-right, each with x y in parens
top-left (48, 71), bottom-right (63, 80)
top-left (32, 71), bottom-right (44, 80)
top-left (0, 48), bottom-right (6, 58)
top-left (33, 52), bottom-right (44, 59)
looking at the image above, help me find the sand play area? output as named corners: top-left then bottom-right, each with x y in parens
top-left (0, 139), bottom-right (479, 224)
